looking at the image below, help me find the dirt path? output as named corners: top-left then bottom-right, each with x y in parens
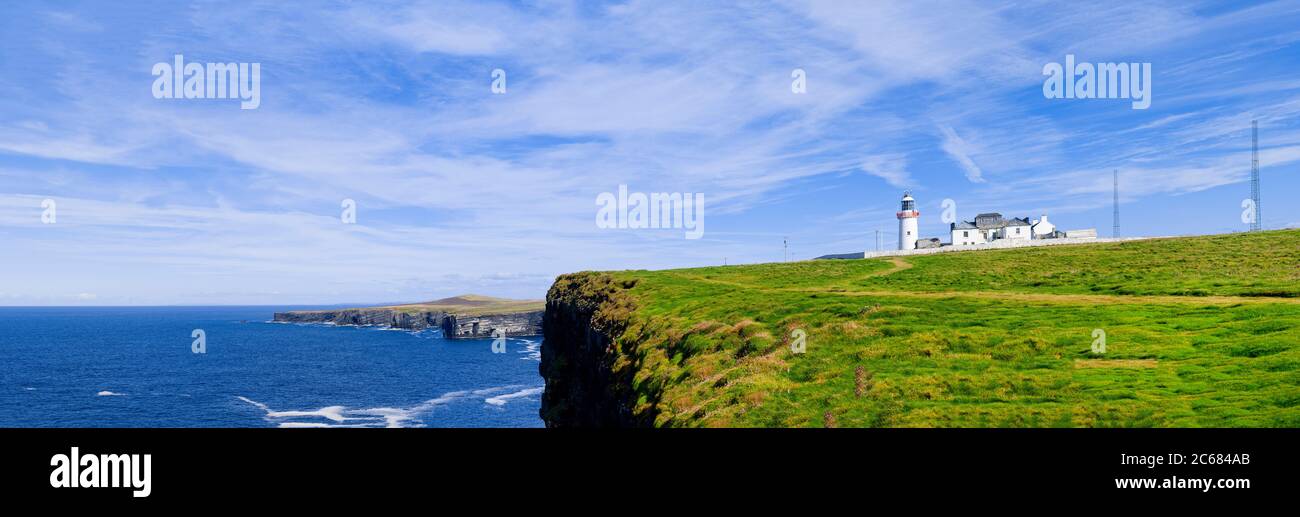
top-left (870, 257), bottom-right (913, 277)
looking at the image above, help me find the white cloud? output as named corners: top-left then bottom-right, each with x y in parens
top-left (859, 154), bottom-right (911, 188)
top-left (342, 2), bottom-right (515, 55)
top-left (937, 125), bottom-right (985, 183)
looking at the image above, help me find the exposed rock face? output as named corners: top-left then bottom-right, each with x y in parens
top-left (444, 312), bottom-right (544, 338)
top-left (272, 296), bottom-right (543, 338)
top-left (539, 273), bottom-right (651, 428)
top-left (272, 309), bottom-right (444, 330)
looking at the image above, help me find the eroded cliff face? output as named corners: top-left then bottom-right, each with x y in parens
top-left (272, 308), bottom-right (542, 338)
top-left (444, 312), bottom-right (544, 338)
top-left (539, 272), bottom-right (655, 427)
top-left (272, 309), bottom-right (442, 329)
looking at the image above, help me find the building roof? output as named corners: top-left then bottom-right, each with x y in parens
top-left (974, 213), bottom-right (1005, 229)
top-left (951, 221), bottom-right (977, 230)
top-left (1005, 217), bottom-right (1031, 226)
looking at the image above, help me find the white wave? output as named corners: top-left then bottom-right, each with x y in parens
top-left (236, 386), bottom-right (533, 428)
top-left (267, 406), bottom-right (351, 422)
top-left (469, 386), bottom-right (503, 395)
top-left (23, 387), bottom-right (36, 391)
top-left (96, 390), bottom-right (125, 396)
top-left (236, 395), bottom-right (270, 411)
top-left (277, 421), bottom-right (374, 428)
top-left (513, 338), bottom-right (542, 361)
top-left (350, 390), bottom-right (473, 427)
top-left (485, 387), bottom-right (544, 407)
top-left (276, 422), bottom-right (335, 428)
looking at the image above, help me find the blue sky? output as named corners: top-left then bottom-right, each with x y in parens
top-left (1, 0), bottom-right (1298, 306)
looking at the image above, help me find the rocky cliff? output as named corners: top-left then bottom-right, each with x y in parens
top-left (539, 273), bottom-right (654, 427)
top-left (443, 312), bottom-right (544, 338)
top-left (272, 308), bottom-right (444, 329)
top-left (273, 295), bottom-right (544, 338)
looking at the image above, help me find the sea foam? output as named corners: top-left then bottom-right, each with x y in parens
top-left (236, 385), bottom-right (538, 428)
top-left (485, 387), bottom-right (545, 407)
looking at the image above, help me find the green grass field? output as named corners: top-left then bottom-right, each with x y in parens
top-left (384, 294), bottom-right (543, 316)
top-left (561, 230), bottom-right (1300, 427)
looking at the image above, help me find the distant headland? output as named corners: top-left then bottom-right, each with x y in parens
top-left (272, 294), bottom-right (543, 338)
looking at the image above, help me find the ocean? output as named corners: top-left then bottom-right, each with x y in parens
top-left (0, 307), bottom-right (545, 427)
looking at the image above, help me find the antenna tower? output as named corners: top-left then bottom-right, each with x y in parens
top-left (1251, 120), bottom-right (1262, 231)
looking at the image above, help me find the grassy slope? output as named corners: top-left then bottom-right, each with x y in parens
top-left (586, 230), bottom-right (1300, 427)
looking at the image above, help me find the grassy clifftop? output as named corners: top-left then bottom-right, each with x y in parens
top-left (383, 294), bottom-right (544, 316)
top-left (541, 230), bottom-right (1300, 427)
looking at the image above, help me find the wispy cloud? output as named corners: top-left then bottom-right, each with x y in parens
top-left (937, 125), bottom-right (985, 183)
top-left (860, 154), bottom-right (912, 188)
top-left (0, 0), bottom-right (1298, 304)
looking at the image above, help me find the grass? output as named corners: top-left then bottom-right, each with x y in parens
top-left (559, 229), bottom-right (1300, 427)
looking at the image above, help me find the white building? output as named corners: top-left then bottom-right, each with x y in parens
top-left (950, 212), bottom-right (1031, 245)
top-left (897, 192), bottom-right (919, 250)
top-left (884, 192), bottom-right (1094, 251)
top-left (1031, 214), bottom-right (1055, 238)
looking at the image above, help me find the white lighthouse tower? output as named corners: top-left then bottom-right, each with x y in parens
top-left (897, 191), bottom-right (919, 250)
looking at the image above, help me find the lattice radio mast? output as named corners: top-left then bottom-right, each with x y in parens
top-left (1251, 120), bottom-right (1262, 232)
top-left (1112, 169), bottom-right (1120, 239)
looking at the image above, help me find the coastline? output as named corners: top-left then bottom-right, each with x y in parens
top-left (272, 295), bottom-right (544, 338)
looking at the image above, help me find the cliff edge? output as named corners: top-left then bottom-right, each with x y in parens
top-left (539, 273), bottom-right (653, 427)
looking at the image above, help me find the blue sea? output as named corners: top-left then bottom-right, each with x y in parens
top-left (0, 307), bottom-right (545, 427)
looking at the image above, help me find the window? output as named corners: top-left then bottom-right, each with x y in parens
top-left (963, 231), bottom-right (969, 237)
top-left (1016, 228), bottom-right (1021, 234)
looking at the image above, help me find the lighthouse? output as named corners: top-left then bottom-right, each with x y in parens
top-left (897, 191), bottom-right (919, 250)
